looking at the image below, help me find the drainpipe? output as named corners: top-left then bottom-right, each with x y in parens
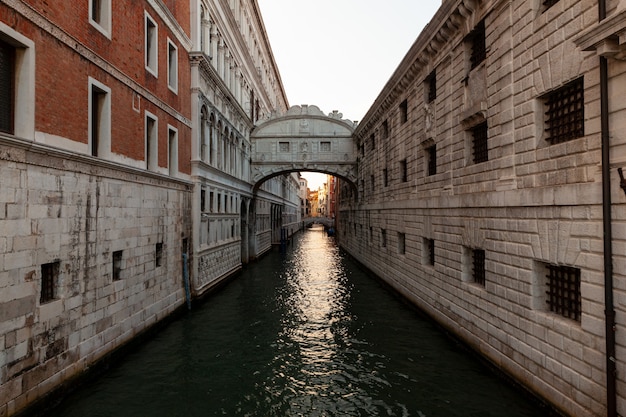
top-left (598, 1), bottom-right (617, 416)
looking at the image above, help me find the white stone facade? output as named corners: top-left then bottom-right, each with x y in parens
top-left (339, 0), bottom-right (626, 416)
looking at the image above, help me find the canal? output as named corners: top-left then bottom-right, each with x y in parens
top-left (46, 227), bottom-right (553, 417)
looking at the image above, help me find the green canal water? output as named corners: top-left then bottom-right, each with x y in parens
top-left (46, 227), bottom-right (553, 417)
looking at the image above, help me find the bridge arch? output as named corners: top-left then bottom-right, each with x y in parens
top-left (250, 105), bottom-right (358, 192)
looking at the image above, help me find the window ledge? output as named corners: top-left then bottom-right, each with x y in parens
top-left (574, 8), bottom-right (626, 60)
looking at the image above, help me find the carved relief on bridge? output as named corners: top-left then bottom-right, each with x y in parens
top-left (250, 105), bottom-right (359, 185)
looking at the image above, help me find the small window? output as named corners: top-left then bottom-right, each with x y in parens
top-left (370, 174), bottom-right (375, 192)
top-left (382, 120), bottom-right (389, 139)
top-left (370, 133), bottom-right (375, 150)
top-left (320, 141), bottom-right (331, 152)
top-left (424, 238), bottom-right (435, 266)
top-left (0, 39), bottom-right (15, 134)
top-left (383, 168), bottom-right (388, 187)
top-left (471, 122), bottom-right (488, 164)
top-left (89, 0), bottom-right (111, 37)
top-left (145, 12), bottom-right (158, 76)
top-left (381, 229), bottom-right (387, 248)
top-left (167, 39), bottom-right (178, 92)
top-left (425, 70), bottom-right (436, 103)
top-left (279, 142), bottom-right (290, 152)
top-left (112, 250), bottom-right (123, 281)
top-left (398, 232), bottom-right (406, 255)
top-left (427, 145), bottom-right (437, 176)
top-left (545, 264), bottom-right (581, 321)
top-left (400, 159), bottom-right (408, 182)
top-left (399, 99), bottom-right (408, 124)
top-left (145, 112), bottom-right (158, 171)
top-left (201, 188), bottom-right (206, 212)
top-left (210, 191), bottom-right (214, 212)
top-left (168, 126), bottom-right (178, 175)
top-left (89, 78), bottom-right (111, 157)
top-left (468, 20), bottom-right (486, 70)
top-left (543, 77), bottom-right (584, 145)
top-left (543, 0), bottom-right (560, 10)
top-left (155, 242), bottom-right (163, 267)
top-left (472, 249), bottom-right (486, 286)
top-left (40, 261), bottom-right (60, 304)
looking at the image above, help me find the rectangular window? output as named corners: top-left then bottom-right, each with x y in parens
top-left (89, 78), bottom-right (111, 157)
top-left (40, 261), bottom-right (60, 304)
top-left (320, 141), bottom-right (331, 152)
top-left (400, 159), bottom-right (407, 182)
top-left (89, 0), bottom-right (111, 37)
top-left (472, 249), bottom-right (486, 286)
top-left (217, 193), bottom-right (222, 212)
top-left (382, 120), bottom-right (389, 139)
top-left (370, 174), bottom-right (375, 192)
top-left (383, 168), bottom-right (388, 187)
top-left (0, 39), bottom-right (15, 134)
top-left (543, 0), bottom-right (560, 10)
top-left (399, 99), bottom-right (408, 124)
top-left (210, 191), bottom-right (214, 212)
top-left (112, 250), bottom-right (123, 281)
top-left (167, 39), bottom-right (178, 92)
top-left (468, 20), bottom-right (486, 70)
top-left (145, 112), bottom-right (158, 171)
top-left (543, 77), bottom-right (584, 145)
top-left (398, 232), bottom-right (406, 255)
top-left (168, 126), bottom-right (178, 175)
top-left (279, 142), bottom-right (290, 152)
top-left (424, 238), bottom-right (435, 266)
top-left (370, 133), bottom-right (375, 150)
top-left (546, 264), bottom-right (581, 321)
top-left (471, 122), bottom-right (488, 164)
top-left (155, 242), bottom-right (163, 267)
top-left (145, 12), bottom-right (158, 76)
top-left (381, 229), bottom-right (387, 248)
top-left (425, 70), bottom-right (437, 103)
top-left (201, 189), bottom-right (206, 212)
top-left (427, 145), bottom-right (437, 176)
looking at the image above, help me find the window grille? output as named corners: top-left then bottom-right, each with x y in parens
top-left (546, 265), bottom-right (581, 321)
top-left (472, 122), bottom-right (488, 163)
top-left (544, 78), bottom-right (584, 145)
top-left (468, 20), bottom-right (486, 70)
top-left (279, 142), bottom-right (289, 152)
top-left (427, 145), bottom-right (437, 176)
top-left (426, 70), bottom-right (436, 103)
top-left (0, 39), bottom-right (15, 134)
top-left (40, 262), bottom-right (59, 304)
top-left (472, 249), bottom-right (485, 286)
top-left (321, 141), bottom-right (331, 152)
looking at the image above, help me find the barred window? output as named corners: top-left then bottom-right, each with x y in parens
top-left (425, 70), bottom-right (436, 103)
top-left (472, 249), bottom-right (485, 286)
top-left (468, 20), bottom-right (486, 70)
top-left (40, 261), bottom-right (60, 304)
top-left (400, 159), bottom-right (408, 182)
top-left (471, 122), bottom-right (488, 164)
top-left (156, 242), bottom-right (163, 267)
top-left (546, 265), bottom-right (581, 321)
top-left (0, 39), bottom-right (15, 134)
top-left (279, 142), bottom-right (290, 152)
top-left (321, 141), bottom-right (331, 152)
top-left (427, 145), bottom-right (437, 176)
top-left (543, 78), bottom-right (584, 145)
top-left (381, 229), bottom-right (387, 248)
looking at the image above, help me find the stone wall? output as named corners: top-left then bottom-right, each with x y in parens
top-left (0, 137), bottom-right (192, 416)
top-left (339, 0), bottom-right (626, 416)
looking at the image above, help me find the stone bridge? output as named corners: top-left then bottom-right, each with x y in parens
top-left (302, 217), bottom-right (335, 227)
top-left (250, 105), bottom-right (358, 190)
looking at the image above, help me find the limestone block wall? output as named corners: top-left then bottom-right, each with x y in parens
top-left (0, 137), bottom-right (192, 416)
top-left (339, 0), bottom-right (626, 416)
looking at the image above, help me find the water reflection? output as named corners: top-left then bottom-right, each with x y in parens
top-left (44, 226), bottom-right (551, 417)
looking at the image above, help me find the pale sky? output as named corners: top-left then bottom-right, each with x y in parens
top-left (256, 1), bottom-right (441, 190)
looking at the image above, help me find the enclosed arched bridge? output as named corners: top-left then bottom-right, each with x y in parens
top-left (250, 105), bottom-right (358, 190)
